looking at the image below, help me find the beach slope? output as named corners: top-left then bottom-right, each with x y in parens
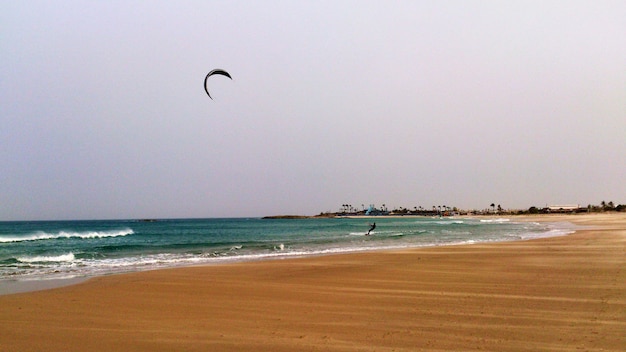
top-left (1, 214), bottom-right (625, 351)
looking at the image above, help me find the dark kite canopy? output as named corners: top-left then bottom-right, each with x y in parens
top-left (204, 69), bottom-right (232, 99)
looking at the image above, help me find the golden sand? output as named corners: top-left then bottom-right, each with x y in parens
top-left (1, 213), bottom-right (625, 351)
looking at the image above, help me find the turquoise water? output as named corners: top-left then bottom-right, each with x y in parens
top-left (0, 217), bottom-right (575, 282)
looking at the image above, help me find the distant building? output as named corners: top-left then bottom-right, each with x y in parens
top-left (546, 205), bottom-right (584, 213)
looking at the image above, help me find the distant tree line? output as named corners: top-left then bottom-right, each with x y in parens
top-left (319, 200), bottom-right (625, 217)
top-left (586, 201), bottom-right (624, 212)
top-left (502, 200), bottom-right (625, 214)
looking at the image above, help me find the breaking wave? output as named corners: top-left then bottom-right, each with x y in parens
top-left (17, 253), bottom-right (76, 263)
top-left (0, 229), bottom-right (134, 243)
top-left (480, 218), bottom-right (510, 223)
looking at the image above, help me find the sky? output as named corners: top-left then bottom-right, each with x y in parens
top-left (1, 1), bottom-right (625, 220)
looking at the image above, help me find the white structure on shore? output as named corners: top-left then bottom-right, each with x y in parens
top-left (546, 205), bottom-right (582, 212)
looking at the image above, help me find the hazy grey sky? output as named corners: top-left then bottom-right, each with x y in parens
top-left (2, 1), bottom-right (624, 220)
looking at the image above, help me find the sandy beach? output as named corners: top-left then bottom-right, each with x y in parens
top-left (1, 213), bottom-right (624, 351)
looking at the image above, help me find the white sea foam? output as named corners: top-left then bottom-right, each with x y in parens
top-left (519, 228), bottom-right (575, 240)
top-left (0, 229), bottom-right (134, 243)
top-left (431, 220), bottom-right (465, 225)
top-left (18, 253), bottom-right (76, 263)
top-left (480, 218), bottom-right (510, 223)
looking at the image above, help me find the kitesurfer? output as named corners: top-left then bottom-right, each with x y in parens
top-left (366, 222), bottom-right (376, 236)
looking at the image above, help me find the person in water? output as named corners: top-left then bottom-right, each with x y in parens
top-left (366, 222), bottom-right (376, 235)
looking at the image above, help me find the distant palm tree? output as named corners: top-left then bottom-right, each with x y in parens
top-left (490, 203), bottom-right (495, 213)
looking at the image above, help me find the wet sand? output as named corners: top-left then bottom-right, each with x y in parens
top-left (1, 213), bottom-right (624, 351)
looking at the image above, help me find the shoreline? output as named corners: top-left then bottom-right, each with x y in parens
top-left (0, 276), bottom-right (88, 296)
top-left (1, 213), bottom-right (625, 351)
top-left (1, 214), bottom-right (584, 296)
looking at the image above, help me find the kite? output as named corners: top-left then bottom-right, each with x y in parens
top-left (204, 69), bottom-right (232, 99)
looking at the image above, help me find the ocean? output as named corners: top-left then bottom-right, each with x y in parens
top-left (0, 217), bottom-right (576, 284)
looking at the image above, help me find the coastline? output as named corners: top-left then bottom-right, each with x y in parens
top-left (1, 213), bottom-right (624, 351)
top-left (1, 214), bottom-right (582, 295)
